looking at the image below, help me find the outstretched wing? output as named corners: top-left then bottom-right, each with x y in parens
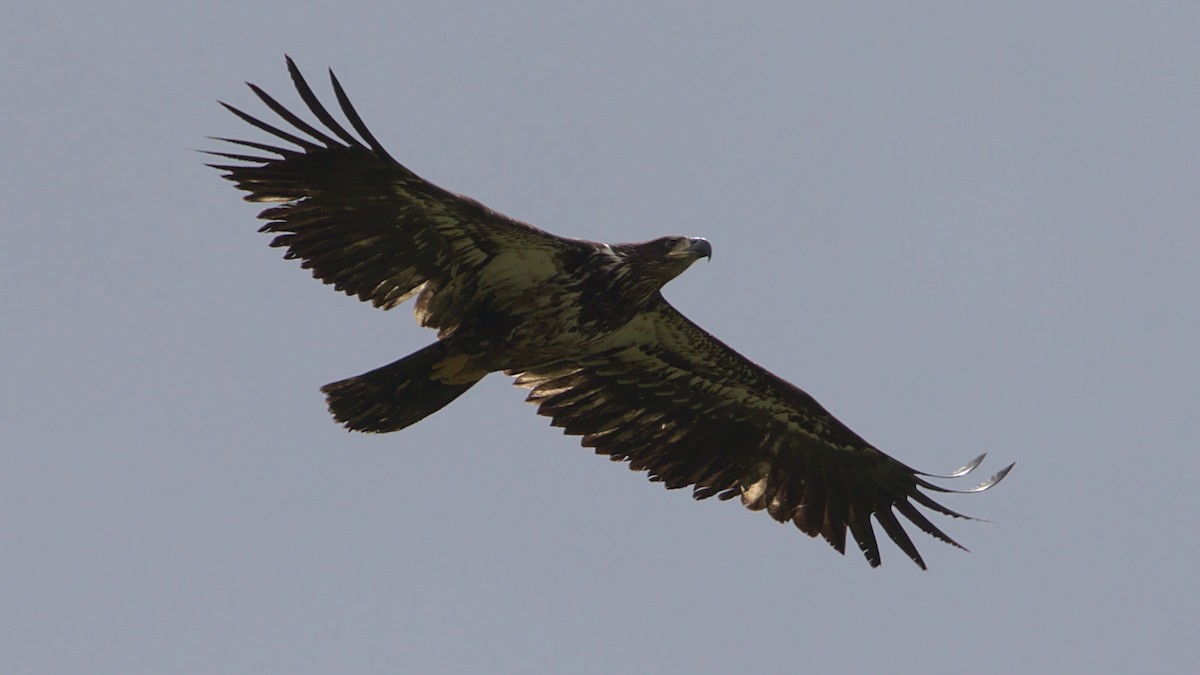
top-left (515, 297), bottom-right (1013, 569)
top-left (207, 56), bottom-right (574, 331)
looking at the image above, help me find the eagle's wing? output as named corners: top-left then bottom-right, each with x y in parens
top-left (515, 297), bottom-right (1013, 569)
top-left (207, 56), bottom-right (576, 331)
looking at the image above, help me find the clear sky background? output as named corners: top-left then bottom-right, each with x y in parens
top-left (4, 3), bottom-right (1197, 673)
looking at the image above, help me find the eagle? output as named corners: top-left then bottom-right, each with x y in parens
top-left (208, 57), bottom-right (1012, 569)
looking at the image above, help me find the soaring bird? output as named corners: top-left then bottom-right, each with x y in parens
top-left (208, 57), bottom-right (1012, 569)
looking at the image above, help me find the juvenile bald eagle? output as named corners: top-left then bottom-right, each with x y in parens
top-left (208, 57), bottom-right (1012, 569)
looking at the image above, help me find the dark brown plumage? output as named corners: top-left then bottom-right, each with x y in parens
top-left (208, 57), bottom-right (1012, 568)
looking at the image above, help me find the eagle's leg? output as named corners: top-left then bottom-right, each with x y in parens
top-left (321, 340), bottom-right (487, 433)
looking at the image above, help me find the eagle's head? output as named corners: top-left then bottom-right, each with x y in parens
top-left (612, 236), bottom-right (712, 299)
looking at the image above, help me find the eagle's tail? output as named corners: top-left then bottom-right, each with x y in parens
top-left (321, 341), bottom-right (486, 433)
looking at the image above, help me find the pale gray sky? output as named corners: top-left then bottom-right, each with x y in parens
top-left (4, 2), bottom-right (1198, 673)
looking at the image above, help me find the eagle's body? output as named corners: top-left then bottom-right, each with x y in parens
top-left (210, 58), bottom-right (1012, 569)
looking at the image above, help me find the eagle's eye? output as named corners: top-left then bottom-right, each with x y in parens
top-left (663, 237), bottom-right (683, 251)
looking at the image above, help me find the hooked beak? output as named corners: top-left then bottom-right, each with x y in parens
top-left (688, 237), bottom-right (712, 261)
